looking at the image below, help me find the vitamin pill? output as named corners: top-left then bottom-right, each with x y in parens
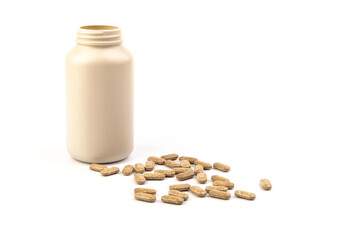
top-left (180, 160), bottom-right (191, 168)
top-left (260, 179), bottom-right (272, 190)
top-left (134, 163), bottom-right (145, 173)
top-left (176, 170), bottom-right (195, 181)
top-left (211, 175), bottom-right (230, 182)
top-left (213, 181), bottom-right (234, 190)
top-left (134, 173), bottom-right (146, 185)
top-left (154, 169), bottom-right (175, 177)
top-left (205, 186), bottom-right (228, 193)
top-left (194, 160), bottom-right (212, 170)
top-left (169, 184), bottom-right (191, 191)
top-left (209, 190), bottom-right (231, 200)
top-left (161, 153), bottom-right (178, 160)
top-left (190, 186), bottom-right (207, 197)
top-left (165, 160), bottom-right (181, 168)
top-left (143, 172), bottom-right (165, 180)
top-left (144, 160), bottom-right (155, 171)
top-left (134, 188), bottom-right (156, 194)
top-left (148, 156), bottom-right (165, 165)
top-left (173, 167), bottom-right (192, 174)
top-left (134, 192), bottom-right (156, 203)
top-left (234, 190), bottom-right (256, 200)
top-left (196, 172), bottom-right (207, 184)
top-left (161, 195), bottom-right (184, 205)
top-left (122, 165), bottom-right (134, 176)
top-left (194, 164), bottom-right (204, 174)
top-left (213, 162), bottom-right (230, 172)
top-left (168, 190), bottom-right (189, 201)
top-left (100, 167), bottom-right (119, 176)
top-left (179, 156), bottom-right (198, 164)
top-left (89, 164), bottom-right (107, 172)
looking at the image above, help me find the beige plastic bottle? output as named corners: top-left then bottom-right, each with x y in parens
top-left (66, 25), bottom-right (133, 163)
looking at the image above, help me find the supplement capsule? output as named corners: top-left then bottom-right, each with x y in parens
top-left (190, 186), bottom-right (207, 197)
top-left (213, 181), bottom-right (234, 190)
top-left (134, 173), bottom-right (146, 185)
top-left (144, 160), bottom-right (155, 171)
top-left (173, 168), bottom-right (192, 174)
top-left (169, 184), bottom-right (191, 191)
top-left (100, 167), bottom-right (119, 176)
top-left (209, 190), bottom-right (231, 200)
top-left (168, 190), bottom-right (189, 201)
top-left (165, 160), bottom-right (181, 168)
top-left (161, 153), bottom-right (178, 160)
top-left (179, 160), bottom-right (191, 168)
top-left (179, 156), bottom-right (198, 164)
top-left (211, 175), bottom-right (230, 182)
top-left (143, 173), bottom-right (165, 180)
top-left (176, 170), bottom-right (195, 181)
top-left (89, 164), bottom-right (107, 172)
top-left (234, 190), bottom-right (256, 200)
top-left (122, 165), bottom-right (134, 176)
top-left (194, 160), bottom-right (212, 170)
top-left (134, 163), bottom-right (145, 173)
top-left (134, 188), bottom-right (156, 194)
top-left (213, 162), bottom-right (230, 172)
top-left (194, 164), bottom-right (204, 174)
top-left (161, 195), bottom-right (184, 205)
top-left (205, 186), bottom-right (228, 193)
top-left (135, 192), bottom-right (156, 203)
top-left (154, 169), bottom-right (175, 177)
top-left (148, 156), bottom-right (165, 165)
top-left (196, 172), bottom-right (207, 184)
top-left (260, 179), bottom-right (272, 190)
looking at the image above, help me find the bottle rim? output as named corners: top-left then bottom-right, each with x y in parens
top-left (76, 25), bottom-right (122, 46)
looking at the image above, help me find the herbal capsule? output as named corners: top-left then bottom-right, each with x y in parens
top-left (161, 153), bottom-right (178, 160)
top-left (260, 179), bottom-right (272, 190)
top-left (161, 195), bottom-right (184, 205)
top-left (213, 162), bottom-right (230, 172)
top-left (154, 169), bottom-right (175, 177)
top-left (134, 192), bottom-right (156, 203)
top-left (176, 170), bottom-right (195, 181)
top-left (196, 172), bottom-right (207, 184)
top-left (122, 165), bottom-right (134, 176)
top-left (134, 173), bottom-right (146, 185)
top-left (213, 181), bottom-right (234, 190)
top-left (179, 156), bottom-right (198, 164)
top-left (211, 175), bottom-right (230, 182)
top-left (234, 190), bottom-right (256, 200)
top-left (134, 163), bottom-right (145, 173)
top-left (100, 167), bottom-right (119, 176)
top-left (89, 164), bottom-right (107, 172)
top-left (134, 188), bottom-right (156, 194)
top-left (173, 168), bottom-right (192, 174)
top-left (209, 190), bottom-right (231, 200)
top-left (194, 160), bottom-right (212, 170)
top-left (194, 164), bottom-right (204, 174)
top-left (165, 160), bottom-right (181, 168)
top-left (190, 186), bottom-right (207, 197)
top-left (143, 172), bottom-right (165, 180)
top-left (205, 186), bottom-right (228, 193)
top-left (168, 190), bottom-right (189, 201)
top-left (148, 156), bottom-right (165, 165)
top-left (169, 184), bottom-right (191, 191)
top-left (144, 160), bottom-right (155, 171)
top-left (180, 160), bottom-right (191, 168)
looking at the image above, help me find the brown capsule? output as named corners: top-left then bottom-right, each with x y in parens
top-left (143, 172), bottom-right (165, 180)
top-left (196, 172), bottom-right (207, 184)
top-left (165, 160), bottom-right (181, 168)
top-left (89, 164), bottom-right (107, 172)
top-left (134, 173), bottom-right (146, 185)
top-left (154, 169), bottom-right (175, 177)
top-left (161, 195), bottom-right (184, 205)
top-left (211, 175), bottom-right (230, 182)
top-left (179, 160), bottom-right (191, 168)
top-left (122, 165), bottom-right (134, 176)
top-left (260, 179), bottom-right (272, 190)
top-left (205, 186), bottom-right (228, 193)
top-left (134, 188), bottom-right (156, 194)
top-left (134, 192), bottom-right (156, 203)
top-left (209, 190), bottom-right (231, 200)
top-left (213, 162), bottom-right (230, 172)
top-left (234, 190), bottom-right (256, 200)
top-left (161, 153), bottom-right (178, 160)
top-left (144, 160), bottom-right (155, 171)
top-left (100, 167), bottom-right (119, 176)
top-left (176, 170), bottom-right (195, 181)
top-left (213, 181), bottom-right (234, 190)
top-left (194, 164), bottom-right (204, 174)
top-left (194, 160), bottom-right (212, 170)
top-left (179, 156), bottom-right (198, 164)
top-left (169, 184), bottom-right (191, 191)
top-left (173, 167), bottom-right (192, 174)
top-left (190, 186), bottom-right (207, 197)
top-left (134, 163), bottom-right (145, 173)
top-left (147, 156), bottom-right (165, 165)
top-left (168, 190), bottom-right (189, 201)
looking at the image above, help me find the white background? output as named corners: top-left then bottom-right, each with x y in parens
top-left (0, 0), bottom-right (359, 239)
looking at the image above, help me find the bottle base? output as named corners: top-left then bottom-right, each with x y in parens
top-left (69, 153), bottom-right (130, 164)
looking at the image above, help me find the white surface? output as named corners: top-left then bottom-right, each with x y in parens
top-left (0, 0), bottom-right (359, 239)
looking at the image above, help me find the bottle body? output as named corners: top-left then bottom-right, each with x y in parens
top-left (66, 26), bottom-right (133, 163)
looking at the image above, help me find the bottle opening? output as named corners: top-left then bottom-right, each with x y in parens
top-left (80, 25), bottom-right (119, 31)
top-left (77, 25), bottom-right (122, 46)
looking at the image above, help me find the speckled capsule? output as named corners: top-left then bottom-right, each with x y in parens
top-left (234, 190), bottom-right (256, 200)
top-left (134, 173), bottom-right (146, 185)
top-left (196, 172), bottom-right (207, 184)
top-left (213, 181), bottom-right (234, 190)
top-left (205, 186), bottom-right (228, 193)
top-left (194, 160), bottom-right (212, 170)
top-left (260, 179), bottom-right (272, 190)
top-left (100, 167), bottom-right (119, 176)
top-left (169, 184), bottom-right (191, 191)
top-left (161, 195), bottom-right (184, 205)
top-left (213, 162), bottom-right (230, 172)
top-left (154, 169), bottom-right (175, 177)
top-left (179, 156), bottom-right (198, 164)
top-left (168, 190), bottom-right (189, 201)
top-left (122, 165), bottom-right (134, 176)
top-left (144, 160), bottom-right (155, 171)
top-left (134, 163), bottom-right (145, 173)
top-left (134, 188), bottom-right (156, 194)
top-left (89, 164), bottom-right (107, 172)
top-left (161, 153), bottom-right (178, 160)
top-left (148, 156), bottom-right (165, 165)
top-left (211, 175), bottom-right (230, 182)
top-left (165, 160), bottom-right (181, 168)
top-left (143, 172), bottom-right (165, 180)
top-left (135, 192), bottom-right (156, 203)
top-left (209, 190), bottom-right (231, 200)
top-left (176, 170), bottom-right (195, 181)
top-left (190, 186), bottom-right (207, 197)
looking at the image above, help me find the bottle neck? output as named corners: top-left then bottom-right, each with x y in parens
top-left (76, 25), bottom-right (122, 46)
